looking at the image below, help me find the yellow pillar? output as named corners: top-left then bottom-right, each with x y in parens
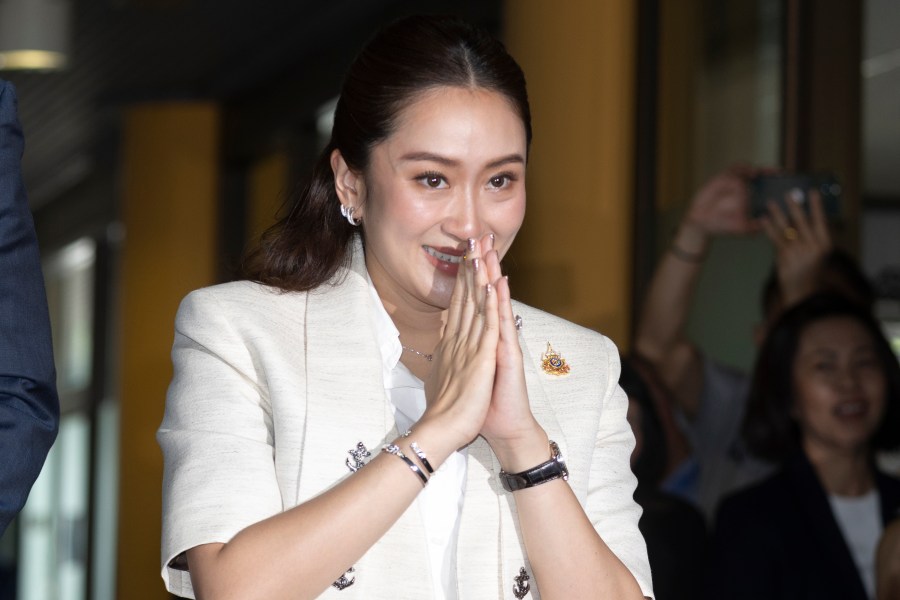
top-left (247, 152), bottom-right (289, 245)
top-left (503, 0), bottom-right (637, 347)
top-left (656, 0), bottom-right (701, 215)
top-left (118, 103), bottom-right (219, 599)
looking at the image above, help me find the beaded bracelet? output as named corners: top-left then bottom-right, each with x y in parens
top-left (382, 444), bottom-right (429, 486)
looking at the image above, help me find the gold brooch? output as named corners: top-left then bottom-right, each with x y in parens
top-left (541, 342), bottom-right (570, 376)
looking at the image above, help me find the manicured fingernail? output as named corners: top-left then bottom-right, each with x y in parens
top-left (467, 238), bottom-right (476, 254)
top-left (472, 257), bottom-right (480, 272)
top-left (486, 283), bottom-right (493, 296)
top-left (488, 233), bottom-right (495, 249)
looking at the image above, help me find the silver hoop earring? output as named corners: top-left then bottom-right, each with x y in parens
top-left (340, 204), bottom-right (361, 226)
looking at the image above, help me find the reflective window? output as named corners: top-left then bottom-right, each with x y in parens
top-left (12, 237), bottom-right (117, 600)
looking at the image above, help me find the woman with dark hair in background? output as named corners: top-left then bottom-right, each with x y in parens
top-left (157, 14), bottom-right (652, 599)
top-left (709, 293), bottom-right (900, 600)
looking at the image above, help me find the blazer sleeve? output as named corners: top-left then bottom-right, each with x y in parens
top-left (584, 335), bottom-right (654, 598)
top-left (0, 80), bottom-right (59, 536)
top-left (158, 287), bottom-right (284, 598)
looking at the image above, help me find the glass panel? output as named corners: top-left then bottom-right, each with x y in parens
top-left (18, 413), bottom-right (90, 600)
top-left (861, 0), bottom-right (900, 201)
top-left (91, 398), bottom-right (120, 600)
top-left (43, 238), bottom-right (95, 405)
top-left (693, 0), bottom-right (782, 177)
top-left (861, 0), bottom-right (900, 326)
top-left (863, 0), bottom-right (900, 477)
top-left (15, 237), bottom-right (97, 600)
top-left (657, 0), bottom-right (783, 370)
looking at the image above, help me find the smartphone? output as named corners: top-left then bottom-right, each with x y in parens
top-left (748, 172), bottom-right (843, 220)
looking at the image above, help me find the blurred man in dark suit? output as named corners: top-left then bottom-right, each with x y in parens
top-left (0, 79), bottom-right (59, 536)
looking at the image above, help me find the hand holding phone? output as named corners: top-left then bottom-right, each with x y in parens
top-left (748, 172), bottom-right (842, 220)
top-left (756, 172), bottom-right (834, 306)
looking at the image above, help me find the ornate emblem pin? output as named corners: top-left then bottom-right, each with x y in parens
top-left (540, 342), bottom-right (570, 376)
top-left (346, 442), bottom-right (371, 473)
top-left (513, 566), bottom-right (531, 598)
top-left (332, 566), bottom-right (356, 590)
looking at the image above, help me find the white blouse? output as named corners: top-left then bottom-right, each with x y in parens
top-left (367, 276), bottom-right (468, 600)
top-left (829, 490), bottom-right (882, 599)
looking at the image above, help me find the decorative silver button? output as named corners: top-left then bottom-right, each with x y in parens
top-left (332, 566), bottom-right (355, 590)
top-left (346, 442), bottom-right (371, 473)
top-left (513, 566), bottom-right (531, 598)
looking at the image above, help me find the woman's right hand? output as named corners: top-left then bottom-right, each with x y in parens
top-left (668, 165), bottom-right (767, 262)
top-left (419, 235), bottom-right (500, 451)
top-left (680, 165), bottom-right (767, 240)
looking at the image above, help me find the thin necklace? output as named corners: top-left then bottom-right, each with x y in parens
top-left (401, 344), bottom-right (433, 362)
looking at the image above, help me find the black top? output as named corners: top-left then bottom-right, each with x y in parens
top-left (637, 490), bottom-right (708, 600)
top-left (708, 451), bottom-right (900, 600)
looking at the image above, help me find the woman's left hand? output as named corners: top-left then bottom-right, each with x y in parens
top-left (479, 239), bottom-right (549, 471)
top-left (760, 189), bottom-right (832, 308)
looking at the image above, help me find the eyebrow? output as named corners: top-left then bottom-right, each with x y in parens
top-left (398, 152), bottom-right (525, 169)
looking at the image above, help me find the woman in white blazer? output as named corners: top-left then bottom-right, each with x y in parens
top-left (159, 14), bottom-right (653, 600)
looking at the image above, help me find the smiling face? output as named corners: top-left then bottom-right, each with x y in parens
top-left (341, 86), bottom-right (527, 314)
top-left (792, 316), bottom-right (887, 458)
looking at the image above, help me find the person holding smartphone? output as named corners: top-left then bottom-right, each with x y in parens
top-left (633, 165), bottom-right (872, 520)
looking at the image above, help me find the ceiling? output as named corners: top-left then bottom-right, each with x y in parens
top-left (2, 0), bottom-right (499, 209)
top-left (2, 0), bottom-right (898, 213)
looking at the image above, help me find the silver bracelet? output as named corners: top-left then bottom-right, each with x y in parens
top-left (382, 444), bottom-right (428, 486)
top-left (409, 441), bottom-right (435, 474)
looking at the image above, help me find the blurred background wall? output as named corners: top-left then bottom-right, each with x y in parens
top-left (0, 0), bottom-right (898, 598)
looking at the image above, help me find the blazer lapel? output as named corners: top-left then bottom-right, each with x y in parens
top-left (457, 308), bottom-right (568, 599)
top-left (299, 243), bottom-right (431, 598)
top-left (512, 303), bottom-right (566, 463)
top-left (299, 248), bottom-right (389, 502)
top-left (518, 337), bottom-right (565, 451)
top-left (788, 454), bottom-right (868, 600)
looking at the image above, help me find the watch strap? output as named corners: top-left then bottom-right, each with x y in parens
top-left (499, 440), bottom-right (568, 492)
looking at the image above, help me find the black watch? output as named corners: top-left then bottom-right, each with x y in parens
top-left (499, 440), bottom-right (568, 492)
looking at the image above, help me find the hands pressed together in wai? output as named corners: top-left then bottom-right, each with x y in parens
top-left (419, 233), bottom-right (550, 473)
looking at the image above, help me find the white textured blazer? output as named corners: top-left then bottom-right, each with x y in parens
top-left (158, 245), bottom-right (653, 599)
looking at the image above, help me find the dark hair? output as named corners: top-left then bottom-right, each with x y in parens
top-left (743, 292), bottom-right (900, 463)
top-left (760, 247), bottom-right (875, 318)
top-left (241, 15), bottom-right (532, 291)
